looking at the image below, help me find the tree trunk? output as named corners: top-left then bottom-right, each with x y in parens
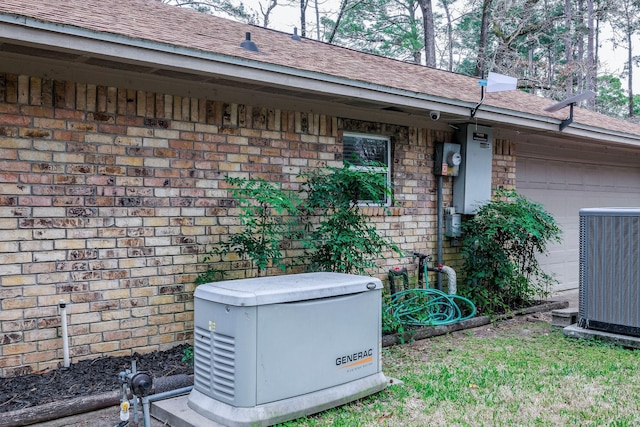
top-left (586, 0), bottom-right (596, 109)
top-left (441, 0), bottom-right (454, 71)
top-left (564, 0), bottom-right (573, 96)
top-left (300, 0), bottom-right (307, 37)
top-left (475, 0), bottom-right (494, 78)
top-left (260, 0), bottom-right (278, 28)
top-left (418, 0), bottom-right (437, 67)
top-left (315, 0), bottom-right (320, 40)
top-left (628, 31), bottom-right (634, 117)
top-left (577, 0), bottom-right (584, 92)
top-left (326, 0), bottom-right (348, 43)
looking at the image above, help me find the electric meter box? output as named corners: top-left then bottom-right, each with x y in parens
top-left (188, 272), bottom-right (388, 427)
top-left (434, 142), bottom-right (462, 176)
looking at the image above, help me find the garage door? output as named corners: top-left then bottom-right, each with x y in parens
top-left (517, 142), bottom-right (640, 291)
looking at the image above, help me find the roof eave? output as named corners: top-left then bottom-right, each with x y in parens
top-left (2, 13), bottom-right (640, 146)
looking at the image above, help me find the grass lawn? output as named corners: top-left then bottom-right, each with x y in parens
top-left (281, 317), bottom-right (640, 426)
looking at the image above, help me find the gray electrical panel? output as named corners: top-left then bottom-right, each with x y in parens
top-left (453, 124), bottom-right (493, 214)
top-left (188, 272), bottom-right (388, 427)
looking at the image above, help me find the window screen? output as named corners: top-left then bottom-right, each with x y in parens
top-left (343, 133), bottom-right (391, 205)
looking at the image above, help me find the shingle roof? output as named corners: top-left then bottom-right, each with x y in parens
top-left (0, 0), bottom-right (638, 139)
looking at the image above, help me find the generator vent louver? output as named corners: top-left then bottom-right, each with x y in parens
top-left (193, 326), bottom-right (236, 401)
top-left (211, 332), bottom-right (236, 399)
top-left (193, 326), bottom-right (213, 392)
top-left (578, 208), bottom-right (640, 337)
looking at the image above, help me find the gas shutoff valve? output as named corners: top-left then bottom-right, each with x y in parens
top-left (434, 142), bottom-right (462, 176)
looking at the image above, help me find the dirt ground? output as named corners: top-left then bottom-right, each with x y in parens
top-left (0, 344), bottom-right (193, 414)
top-left (27, 405), bottom-right (170, 427)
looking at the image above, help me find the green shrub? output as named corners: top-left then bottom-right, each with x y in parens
top-left (459, 189), bottom-right (561, 314)
top-left (297, 164), bottom-right (400, 274)
top-left (195, 176), bottom-right (299, 282)
top-left (195, 165), bottom-right (399, 282)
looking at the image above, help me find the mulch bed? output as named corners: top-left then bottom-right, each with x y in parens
top-left (0, 344), bottom-right (193, 414)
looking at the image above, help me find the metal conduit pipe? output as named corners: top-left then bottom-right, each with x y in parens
top-left (436, 175), bottom-right (444, 291)
top-left (142, 386), bottom-right (193, 427)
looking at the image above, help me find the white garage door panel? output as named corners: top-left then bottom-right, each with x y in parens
top-left (517, 156), bottom-right (640, 291)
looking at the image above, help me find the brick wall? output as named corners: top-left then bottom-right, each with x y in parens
top-left (493, 138), bottom-right (517, 191)
top-left (0, 72), bottom-right (471, 376)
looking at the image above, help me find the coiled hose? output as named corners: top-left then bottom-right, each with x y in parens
top-left (385, 288), bottom-right (476, 326)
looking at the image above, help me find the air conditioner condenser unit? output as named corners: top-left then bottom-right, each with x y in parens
top-left (187, 272), bottom-right (388, 427)
top-left (579, 208), bottom-right (640, 336)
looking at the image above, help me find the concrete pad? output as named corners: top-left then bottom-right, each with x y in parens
top-left (151, 375), bottom-right (398, 427)
top-left (551, 308), bottom-right (578, 328)
top-left (563, 324), bottom-right (640, 349)
top-left (151, 394), bottom-right (225, 427)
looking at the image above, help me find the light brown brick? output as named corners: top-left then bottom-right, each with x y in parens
top-left (3, 342), bottom-right (37, 355)
top-left (90, 320), bottom-right (119, 333)
top-left (69, 312), bottom-right (101, 325)
top-left (24, 328), bottom-right (57, 342)
top-left (120, 337), bottom-right (149, 350)
top-left (148, 314), bottom-right (174, 325)
top-left (23, 350), bottom-right (57, 364)
top-left (0, 355), bottom-right (22, 368)
top-left (149, 295), bottom-right (174, 305)
top-left (103, 330), bottom-right (130, 341)
top-left (149, 333), bottom-right (176, 345)
top-left (2, 297), bottom-right (36, 310)
top-left (159, 303), bottom-right (185, 314)
top-left (71, 333), bottom-right (102, 346)
top-left (1, 274), bottom-right (36, 286)
top-left (90, 341), bottom-right (119, 353)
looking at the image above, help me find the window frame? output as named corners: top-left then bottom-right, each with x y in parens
top-left (342, 132), bottom-right (392, 207)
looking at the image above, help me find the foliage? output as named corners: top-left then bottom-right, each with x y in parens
top-left (193, 265), bottom-right (225, 286)
top-left (164, 0), bottom-right (640, 121)
top-left (196, 176), bottom-right (299, 282)
top-left (321, 0), bottom-right (425, 63)
top-left (458, 189), bottom-right (561, 314)
top-left (162, 0), bottom-right (259, 24)
top-left (596, 74), bottom-right (628, 117)
top-left (297, 163), bottom-right (401, 275)
top-left (182, 345), bottom-right (194, 366)
top-left (382, 294), bottom-right (407, 336)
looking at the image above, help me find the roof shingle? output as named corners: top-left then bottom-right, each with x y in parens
top-left (0, 0), bottom-right (637, 137)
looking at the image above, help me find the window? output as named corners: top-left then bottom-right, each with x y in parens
top-left (342, 133), bottom-right (391, 206)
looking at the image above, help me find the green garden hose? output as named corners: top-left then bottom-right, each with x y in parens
top-left (385, 288), bottom-right (476, 326)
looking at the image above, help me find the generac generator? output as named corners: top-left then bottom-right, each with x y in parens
top-left (187, 272), bottom-right (388, 427)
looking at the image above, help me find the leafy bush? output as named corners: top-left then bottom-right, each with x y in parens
top-left (459, 189), bottom-right (561, 314)
top-left (182, 345), bottom-right (194, 366)
top-left (196, 176), bottom-right (299, 283)
top-left (195, 165), bottom-right (399, 281)
top-left (297, 164), bottom-right (400, 274)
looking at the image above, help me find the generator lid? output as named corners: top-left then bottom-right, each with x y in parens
top-left (580, 207), bottom-right (640, 216)
top-left (194, 272), bottom-right (382, 306)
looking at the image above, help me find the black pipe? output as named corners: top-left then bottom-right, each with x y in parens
top-left (436, 175), bottom-right (443, 290)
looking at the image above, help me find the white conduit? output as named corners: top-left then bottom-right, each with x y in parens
top-left (59, 300), bottom-right (70, 368)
